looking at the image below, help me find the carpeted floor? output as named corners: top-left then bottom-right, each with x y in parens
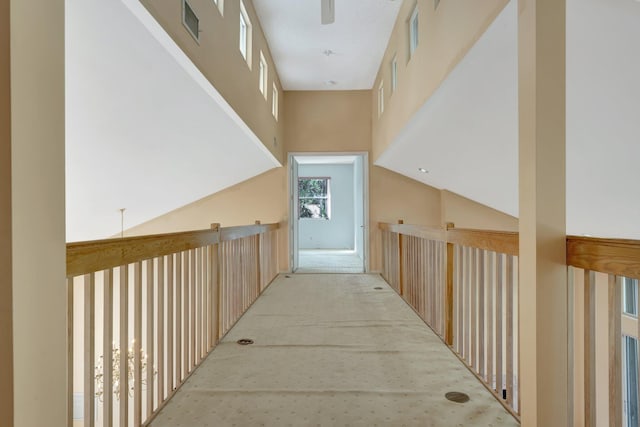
top-left (150, 274), bottom-right (519, 427)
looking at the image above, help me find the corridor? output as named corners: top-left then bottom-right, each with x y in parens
top-left (150, 274), bottom-right (519, 427)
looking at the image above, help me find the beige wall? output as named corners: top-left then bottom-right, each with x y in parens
top-left (141, 0), bottom-right (285, 163)
top-left (11, 0), bottom-right (68, 425)
top-left (371, 0), bottom-right (509, 161)
top-left (0, 0), bottom-right (13, 423)
top-left (440, 190), bottom-right (518, 232)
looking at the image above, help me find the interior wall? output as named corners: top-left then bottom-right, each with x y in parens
top-left (140, 0), bottom-right (284, 163)
top-left (0, 0), bottom-right (13, 422)
top-left (299, 163), bottom-right (355, 250)
top-left (11, 0), bottom-right (68, 424)
top-left (440, 190), bottom-right (518, 231)
top-left (371, 0), bottom-right (509, 161)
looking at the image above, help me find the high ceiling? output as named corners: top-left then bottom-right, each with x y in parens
top-left (253, 0), bottom-right (403, 90)
top-left (377, 0), bottom-right (640, 239)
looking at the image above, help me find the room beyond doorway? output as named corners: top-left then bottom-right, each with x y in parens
top-left (289, 153), bottom-right (369, 273)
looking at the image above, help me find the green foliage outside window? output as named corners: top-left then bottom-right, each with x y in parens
top-left (299, 178), bottom-right (330, 219)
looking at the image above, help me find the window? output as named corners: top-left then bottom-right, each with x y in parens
top-left (272, 83), bottom-right (279, 120)
top-left (390, 55), bottom-right (398, 94)
top-left (623, 277), bottom-right (638, 316)
top-left (239, 1), bottom-right (252, 66)
top-left (623, 336), bottom-right (639, 426)
top-left (259, 52), bottom-right (268, 99)
top-left (213, 0), bottom-right (224, 15)
top-left (409, 6), bottom-right (419, 59)
top-left (182, 0), bottom-right (199, 42)
top-left (378, 81), bottom-right (384, 117)
top-left (299, 178), bottom-right (330, 220)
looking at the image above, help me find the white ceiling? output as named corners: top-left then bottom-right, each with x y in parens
top-left (377, 0), bottom-right (640, 239)
top-left (65, 0), bottom-right (280, 242)
top-left (253, 0), bottom-right (403, 90)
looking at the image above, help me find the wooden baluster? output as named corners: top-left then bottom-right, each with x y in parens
top-left (118, 266), bottom-right (128, 426)
top-left (487, 251), bottom-right (494, 390)
top-left (146, 259), bottom-right (155, 419)
top-left (463, 246), bottom-right (470, 361)
top-left (584, 270), bottom-right (596, 426)
top-left (471, 248), bottom-right (477, 370)
top-left (190, 249), bottom-right (196, 370)
top-left (609, 275), bottom-right (622, 427)
top-left (83, 273), bottom-right (95, 427)
top-left (167, 255), bottom-right (174, 393)
top-left (182, 251), bottom-right (189, 379)
top-left (133, 262), bottom-right (142, 427)
top-left (496, 253), bottom-right (503, 396)
top-left (456, 245), bottom-right (463, 353)
top-left (195, 247), bottom-right (201, 362)
top-left (478, 250), bottom-right (485, 381)
top-left (506, 255), bottom-right (515, 410)
top-left (103, 269), bottom-right (114, 427)
top-left (256, 222), bottom-right (262, 295)
top-left (157, 256), bottom-right (165, 404)
top-left (211, 224), bottom-right (220, 344)
top-left (176, 253), bottom-right (183, 383)
top-left (67, 277), bottom-right (74, 427)
top-left (398, 220), bottom-right (404, 296)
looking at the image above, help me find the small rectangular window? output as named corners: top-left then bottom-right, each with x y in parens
top-left (390, 55), bottom-right (398, 94)
top-left (183, 0), bottom-right (199, 42)
top-left (272, 83), bottom-right (279, 120)
top-left (378, 81), bottom-right (384, 117)
top-left (623, 336), bottom-right (639, 426)
top-left (259, 52), bottom-right (268, 99)
top-left (213, 0), bottom-right (224, 15)
top-left (409, 6), bottom-right (419, 59)
top-left (623, 277), bottom-right (639, 316)
top-left (239, 1), bottom-right (252, 66)
top-left (299, 178), bottom-right (331, 220)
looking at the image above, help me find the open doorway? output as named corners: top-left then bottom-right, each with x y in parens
top-left (289, 153), bottom-right (368, 273)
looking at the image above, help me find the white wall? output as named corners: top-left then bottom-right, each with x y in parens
top-left (299, 164), bottom-right (355, 249)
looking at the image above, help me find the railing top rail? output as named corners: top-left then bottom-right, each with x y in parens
top-left (67, 222), bottom-right (279, 278)
top-left (379, 222), bottom-right (446, 242)
top-left (447, 228), bottom-right (519, 257)
top-left (378, 222), bottom-right (518, 256)
top-left (567, 235), bottom-right (640, 280)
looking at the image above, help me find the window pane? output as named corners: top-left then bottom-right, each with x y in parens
top-left (624, 277), bottom-right (638, 316)
top-left (184, 1), bottom-right (199, 39)
top-left (625, 336), bottom-right (638, 426)
top-left (239, 14), bottom-right (247, 58)
top-left (298, 178), bottom-right (330, 219)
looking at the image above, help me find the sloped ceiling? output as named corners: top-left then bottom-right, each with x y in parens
top-left (65, 0), bottom-right (280, 242)
top-left (377, 0), bottom-right (640, 239)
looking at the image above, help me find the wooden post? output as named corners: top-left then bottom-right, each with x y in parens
top-left (398, 220), bottom-right (404, 296)
top-left (519, 0), bottom-right (568, 423)
top-left (255, 221), bottom-right (262, 295)
top-left (211, 223), bottom-right (221, 342)
top-left (445, 223), bottom-right (455, 346)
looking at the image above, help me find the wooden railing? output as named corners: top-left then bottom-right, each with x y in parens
top-left (380, 221), bottom-right (520, 418)
top-left (567, 236), bottom-right (640, 427)
top-left (67, 222), bottom-right (279, 427)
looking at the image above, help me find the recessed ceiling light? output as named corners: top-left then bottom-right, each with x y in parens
top-left (418, 167), bottom-right (428, 173)
top-left (325, 80), bottom-right (338, 86)
top-left (323, 49), bottom-right (335, 57)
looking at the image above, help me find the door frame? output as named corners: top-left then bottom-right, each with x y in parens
top-left (288, 152), bottom-right (370, 273)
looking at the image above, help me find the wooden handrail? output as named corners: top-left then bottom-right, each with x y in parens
top-left (67, 223), bottom-right (279, 277)
top-left (567, 235), bottom-right (640, 280)
top-left (378, 222), bottom-right (518, 256)
top-left (446, 228), bottom-right (519, 257)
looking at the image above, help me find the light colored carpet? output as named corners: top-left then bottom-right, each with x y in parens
top-left (151, 274), bottom-right (519, 427)
top-left (297, 249), bottom-right (364, 273)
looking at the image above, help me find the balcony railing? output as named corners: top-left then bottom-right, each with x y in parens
top-left (380, 221), bottom-right (520, 419)
top-left (66, 222), bottom-right (280, 427)
top-left (380, 221), bottom-right (640, 426)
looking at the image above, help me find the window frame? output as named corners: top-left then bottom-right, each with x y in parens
top-left (378, 81), bottom-right (384, 117)
top-left (239, 1), bottom-right (252, 67)
top-left (408, 6), bottom-right (419, 60)
top-left (298, 177), bottom-right (331, 220)
top-left (272, 82), bottom-right (279, 120)
top-left (390, 55), bottom-right (398, 94)
top-left (182, 0), bottom-right (200, 43)
top-left (213, 0), bottom-right (224, 15)
top-left (259, 51), bottom-right (268, 99)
